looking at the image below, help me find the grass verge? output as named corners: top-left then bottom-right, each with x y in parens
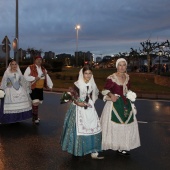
top-left (50, 67), bottom-right (170, 94)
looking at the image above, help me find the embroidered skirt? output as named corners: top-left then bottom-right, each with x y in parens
top-left (61, 103), bottom-right (102, 156)
top-left (0, 86), bottom-right (32, 124)
top-left (100, 101), bottom-right (141, 151)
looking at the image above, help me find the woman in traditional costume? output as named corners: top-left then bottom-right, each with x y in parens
top-left (100, 58), bottom-right (140, 156)
top-left (0, 60), bottom-right (32, 124)
top-left (61, 66), bottom-right (103, 159)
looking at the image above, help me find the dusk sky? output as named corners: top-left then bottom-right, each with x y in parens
top-left (0, 0), bottom-right (170, 57)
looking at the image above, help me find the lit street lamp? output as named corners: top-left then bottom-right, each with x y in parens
top-left (75, 24), bottom-right (80, 66)
top-left (75, 25), bottom-right (80, 52)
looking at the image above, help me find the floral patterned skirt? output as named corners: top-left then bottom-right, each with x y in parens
top-left (61, 103), bottom-right (102, 156)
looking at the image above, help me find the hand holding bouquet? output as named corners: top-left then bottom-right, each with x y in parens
top-left (60, 91), bottom-right (73, 104)
top-left (60, 87), bottom-right (79, 104)
top-left (60, 87), bottom-right (92, 108)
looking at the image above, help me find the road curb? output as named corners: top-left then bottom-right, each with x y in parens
top-left (45, 88), bottom-right (170, 100)
top-left (136, 92), bottom-right (170, 100)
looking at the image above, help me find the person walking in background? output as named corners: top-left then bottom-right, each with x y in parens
top-left (24, 56), bottom-right (53, 124)
top-left (100, 58), bottom-right (140, 156)
top-left (61, 66), bottom-right (104, 159)
top-left (0, 60), bottom-right (32, 124)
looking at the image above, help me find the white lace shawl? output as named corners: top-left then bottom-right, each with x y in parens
top-left (74, 68), bottom-right (99, 103)
top-left (0, 63), bottom-right (31, 94)
top-left (102, 73), bottom-right (129, 96)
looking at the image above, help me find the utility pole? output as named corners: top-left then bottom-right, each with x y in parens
top-left (15, 0), bottom-right (19, 63)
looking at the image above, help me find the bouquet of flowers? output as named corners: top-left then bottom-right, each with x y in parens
top-left (60, 87), bottom-right (92, 108)
top-left (60, 91), bottom-right (72, 104)
top-left (126, 90), bottom-right (137, 102)
top-left (126, 90), bottom-right (137, 115)
top-left (60, 87), bottom-right (79, 104)
top-left (0, 89), bottom-right (5, 98)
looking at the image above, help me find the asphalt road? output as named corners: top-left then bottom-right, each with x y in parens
top-left (0, 92), bottom-right (170, 170)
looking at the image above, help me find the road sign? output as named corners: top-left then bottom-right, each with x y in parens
top-left (1, 35), bottom-right (11, 69)
top-left (2, 36), bottom-right (11, 44)
top-left (2, 35), bottom-right (11, 53)
top-left (2, 44), bottom-right (11, 52)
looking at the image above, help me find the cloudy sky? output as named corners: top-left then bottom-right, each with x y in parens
top-left (0, 0), bottom-right (170, 57)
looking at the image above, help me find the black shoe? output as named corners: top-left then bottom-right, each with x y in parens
top-left (117, 150), bottom-right (130, 156)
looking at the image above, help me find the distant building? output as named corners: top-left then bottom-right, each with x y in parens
top-left (44, 51), bottom-right (55, 60)
top-left (96, 57), bottom-right (102, 63)
top-left (103, 55), bottom-right (112, 61)
top-left (75, 51), bottom-right (93, 66)
top-left (56, 53), bottom-right (73, 66)
top-left (17, 49), bottom-right (27, 62)
top-left (152, 56), bottom-right (170, 65)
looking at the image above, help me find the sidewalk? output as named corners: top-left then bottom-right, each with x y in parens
top-left (46, 88), bottom-right (170, 100)
top-left (136, 92), bottom-right (170, 100)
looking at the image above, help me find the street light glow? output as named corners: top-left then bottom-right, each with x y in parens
top-left (75, 24), bottom-right (81, 52)
top-left (75, 24), bottom-right (81, 66)
top-left (75, 25), bottom-right (80, 30)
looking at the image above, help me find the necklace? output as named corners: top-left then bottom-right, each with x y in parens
top-left (117, 72), bottom-right (125, 79)
top-left (14, 73), bottom-right (16, 79)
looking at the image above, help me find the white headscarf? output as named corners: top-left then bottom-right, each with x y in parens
top-left (75, 68), bottom-right (99, 103)
top-left (116, 58), bottom-right (127, 68)
top-left (0, 61), bottom-right (31, 93)
top-left (5, 61), bottom-right (22, 76)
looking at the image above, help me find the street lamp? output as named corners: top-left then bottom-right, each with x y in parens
top-left (75, 24), bottom-right (80, 66)
top-left (15, 0), bottom-right (19, 64)
top-left (157, 50), bottom-right (162, 75)
top-left (75, 25), bottom-right (80, 51)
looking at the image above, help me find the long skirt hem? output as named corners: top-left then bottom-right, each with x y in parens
top-left (61, 103), bottom-right (102, 157)
top-left (0, 109), bottom-right (32, 124)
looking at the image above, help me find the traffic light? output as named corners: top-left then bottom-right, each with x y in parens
top-left (2, 36), bottom-right (11, 53)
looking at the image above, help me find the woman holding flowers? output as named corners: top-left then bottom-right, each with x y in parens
top-left (61, 66), bottom-right (103, 159)
top-left (0, 60), bottom-right (32, 124)
top-left (100, 58), bottom-right (140, 156)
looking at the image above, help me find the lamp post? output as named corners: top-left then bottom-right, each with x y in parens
top-left (75, 24), bottom-right (80, 66)
top-left (157, 50), bottom-right (162, 75)
top-left (14, 0), bottom-right (19, 64)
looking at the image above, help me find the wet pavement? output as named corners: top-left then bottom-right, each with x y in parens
top-left (0, 92), bottom-right (170, 170)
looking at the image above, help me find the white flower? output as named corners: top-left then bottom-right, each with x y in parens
top-left (67, 92), bottom-right (71, 95)
top-left (126, 90), bottom-right (137, 102)
top-left (102, 89), bottom-right (110, 96)
top-left (0, 90), bottom-right (5, 98)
